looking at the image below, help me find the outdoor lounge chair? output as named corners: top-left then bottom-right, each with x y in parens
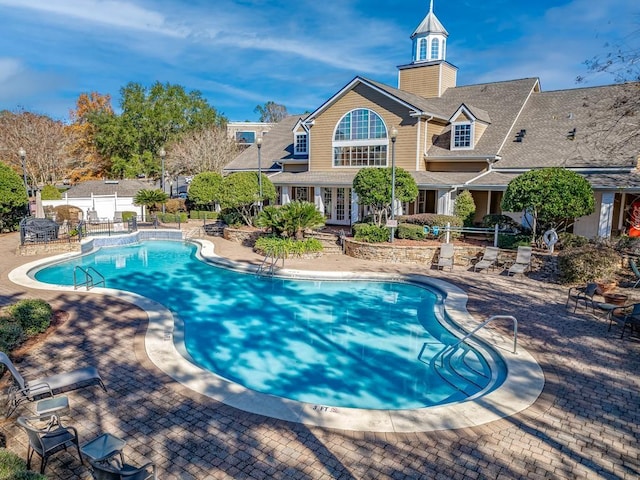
top-left (473, 246), bottom-right (499, 272)
top-left (17, 415), bottom-right (83, 474)
top-left (89, 457), bottom-right (157, 480)
top-left (437, 243), bottom-right (455, 271)
top-left (507, 246), bottom-right (532, 276)
top-left (630, 258), bottom-right (640, 288)
top-left (566, 282), bottom-right (599, 313)
top-left (0, 352), bottom-right (106, 416)
top-left (609, 302), bottom-right (640, 338)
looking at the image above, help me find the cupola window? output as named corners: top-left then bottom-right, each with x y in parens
top-left (431, 38), bottom-right (439, 60)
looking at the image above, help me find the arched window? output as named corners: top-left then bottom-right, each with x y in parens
top-left (419, 38), bottom-right (427, 61)
top-left (431, 38), bottom-right (439, 60)
top-left (333, 109), bottom-right (388, 167)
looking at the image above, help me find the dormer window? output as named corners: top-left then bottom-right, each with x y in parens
top-left (294, 133), bottom-right (308, 155)
top-left (452, 123), bottom-right (473, 149)
top-left (430, 38), bottom-right (439, 60)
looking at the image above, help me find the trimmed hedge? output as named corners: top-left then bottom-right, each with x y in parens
top-left (190, 210), bottom-right (218, 220)
top-left (121, 211), bottom-right (137, 222)
top-left (0, 320), bottom-right (25, 353)
top-left (557, 245), bottom-right (621, 284)
top-left (158, 213), bottom-right (188, 224)
top-left (397, 223), bottom-right (425, 241)
top-left (8, 299), bottom-right (52, 337)
top-left (557, 232), bottom-right (590, 250)
top-left (254, 236), bottom-right (323, 258)
top-left (352, 223), bottom-right (390, 243)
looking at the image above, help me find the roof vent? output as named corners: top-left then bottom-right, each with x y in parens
top-left (567, 128), bottom-right (577, 141)
top-left (514, 129), bottom-right (526, 143)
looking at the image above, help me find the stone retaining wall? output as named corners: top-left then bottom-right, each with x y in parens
top-left (223, 227), bottom-right (266, 246)
top-left (17, 242), bottom-right (81, 256)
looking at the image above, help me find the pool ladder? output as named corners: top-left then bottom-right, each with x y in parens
top-left (256, 254), bottom-right (283, 277)
top-left (73, 266), bottom-right (106, 290)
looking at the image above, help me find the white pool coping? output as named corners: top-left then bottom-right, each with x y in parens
top-left (9, 237), bottom-right (545, 433)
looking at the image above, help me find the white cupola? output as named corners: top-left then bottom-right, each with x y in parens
top-left (411, 0), bottom-right (448, 63)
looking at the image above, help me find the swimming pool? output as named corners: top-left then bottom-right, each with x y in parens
top-left (33, 240), bottom-right (504, 411)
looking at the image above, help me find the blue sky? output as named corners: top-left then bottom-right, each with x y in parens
top-left (0, 0), bottom-right (638, 122)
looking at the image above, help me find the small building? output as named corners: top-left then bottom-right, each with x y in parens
top-left (225, 3), bottom-right (640, 239)
top-left (42, 179), bottom-right (149, 221)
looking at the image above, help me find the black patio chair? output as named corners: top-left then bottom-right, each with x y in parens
top-left (89, 457), bottom-right (157, 480)
top-left (566, 282), bottom-right (599, 313)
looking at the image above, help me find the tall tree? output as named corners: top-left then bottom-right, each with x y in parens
top-left (66, 92), bottom-right (113, 182)
top-left (254, 101), bottom-right (288, 122)
top-left (0, 110), bottom-right (72, 187)
top-left (166, 126), bottom-right (240, 176)
top-left (0, 162), bottom-right (28, 232)
top-left (89, 82), bottom-right (225, 178)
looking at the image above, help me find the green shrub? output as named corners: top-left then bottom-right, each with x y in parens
top-left (254, 236), bottom-right (323, 258)
top-left (497, 233), bottom-right (531, 249)
top-left (397, 223), bottom-right (425, 240)
top-left (8, 299), bottom-right (52, 337)
top-left (220, 211), bottom-right (244, 227)
top-left (0, 320), bottom-right (25, 352)
top-left (557, 232), bottom-right (590, 250)
top-left (158, 213), bottom-right (188, 223)
top-left (189, 210), bottom-right (218, 220)
top-left (557, 245), bottom-right (621, 284)
top-left (615, 235), bottom-right (640, 255)
top-left (352, 223), bottom-right (390, 243)
top-left (121, 211), bottom-right (137, 222)
top-left (40, 184), bottom-right (62, 200)
top-left (398, 213), bottom-right (462, 229)
top-left (454, 190), bottom-right (476, 227)
top-left (0, 448), bottom-right (47, 479)
top-left (481, 214), bottom-right (522, 233)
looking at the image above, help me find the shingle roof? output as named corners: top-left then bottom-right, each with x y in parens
top-left (64, 179), bottom-right (152, 198)
top-left (497, 83), bottom-right (640, 169)
top-left (224, 116), bottom-right (302, 172)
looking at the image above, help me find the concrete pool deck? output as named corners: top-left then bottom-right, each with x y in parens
top-left (0, 231), bottom-right (639, 479)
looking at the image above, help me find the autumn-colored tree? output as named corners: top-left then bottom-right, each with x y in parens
top-left (166, 126), bottom-right (240, 176)
top-left (0, 110), bottom-right (72, 188)
top-left (65, 92), bottom-right (113, 182)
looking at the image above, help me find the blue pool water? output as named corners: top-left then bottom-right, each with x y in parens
top-left (34, 241), bottom-right (501, 410)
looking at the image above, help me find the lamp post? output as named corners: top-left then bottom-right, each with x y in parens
top-left (18, 147), bottom-right (29, 215)
top-left (256, 136), bottom-right (263, 210)
top-left (389, 127), bottom-right (398, 242)
top-left (159, 147), bottom-right (166, 214)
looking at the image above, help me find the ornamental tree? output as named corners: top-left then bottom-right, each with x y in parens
top-left (188, 172), bottom-right (223, 210)
top-left (0, 162), bottom-right (28, 232)
top-left (352, 167), bottom-right (418, 227)
top-left (133, 189), bottom-right (169, 216)
top-left (220, 172), bottom-right (276, 226)
top-left (501, 167), bottom-right (595, 243)
top-left (454, 190), bottom-right (476, 227)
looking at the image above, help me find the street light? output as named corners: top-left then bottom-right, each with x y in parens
top-left (389, 127), bottom-right (398, 243)
top-left (159, 147), bottom-right (166, 214)
top-left (18, 147), bottom-right (29, 215)
top-left (256, 136), bottom-right (263, 210)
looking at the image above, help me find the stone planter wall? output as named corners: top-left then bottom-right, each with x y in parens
top-left (223, 227), bottom-right (266, 247)
top-left (344, 239), bottom-right (485, 265)
top-left (18, 242), bottom-right (81, 256)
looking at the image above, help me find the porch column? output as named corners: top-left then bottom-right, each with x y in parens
top-left (281, 186), bottom-right (291, 205)
top-left (351, 190), bottom-right (359, 224)
top-left (598, 192), bottom-right (615, 238)
top-left (436, 189), bottom-right (453, 215)
top-left (314, 187), bottom-right (324, 215)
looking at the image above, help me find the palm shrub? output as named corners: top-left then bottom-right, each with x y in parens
top-left (8, 299), bottom-right (53, 336)
top-left (255, 206), bottom-right (285, 236)
top-left (133, 189), bottom-right (169, 215)
top-left (281, 201), bottom-right (325, 240)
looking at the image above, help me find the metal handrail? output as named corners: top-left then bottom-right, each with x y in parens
top-left (439, 315), bottom-right (518, 367)
top-left (73, 266), bottom-right (106, 290)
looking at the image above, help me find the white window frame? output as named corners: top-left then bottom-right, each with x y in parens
top-left (332, 109), bottom-right (389, 168)
top-left (294, 132), bottom-right (308, 155)
top-left (451, 122), bottom-right (474, 150)
top-left (419, 38), bottom-right (427, 61)
top-left (430, 38), bottom-right (439, 60)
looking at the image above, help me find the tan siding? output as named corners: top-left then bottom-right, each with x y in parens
top-left (453, 112), bottom-right (471, 122)
top-left (424, 161), bottom-right (487, 172)
top-left (283, 164), bottom-right (308, 173)
top-left (398, 65), bottom-right (441, 98)
top-left (470, 191), bottom-right (488, 223)
top-left (309, 84), bottom-right (418, 172)
top-left (440, 63), bottom-right (457, 94)
top-left (474, 123), bottom-right (488, 146)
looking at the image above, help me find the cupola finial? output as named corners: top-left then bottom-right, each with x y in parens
top-left (430, 0), bottom-right (434, 14)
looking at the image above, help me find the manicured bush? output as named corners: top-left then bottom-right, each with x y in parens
top-left (557, 245), bottom-right (621, 284)
top-left (40, 184), bottom-right (62, 200)
top-left (8, 299), bottom-right (52, 337)
top-left (497, 233), bottom-right (531, 249)
top-left (121, 211), bottom-right (137, 222)
top-left (0, 448), bottom-right (46, 479)
top-left (158, 213), bottom-right (188, 223)
top-left (164, 198), bottom-right (186, 214)
top-left (254, 236), bottom-right (323, 258)
top-left (454, 190), bottom-right (476, 227)
top-left (481, 214), bottom-right (522, 233)
top-left (397, 223), bottom-right (425, 241)
top-left (557, 232), bottom-right (590, 250)
top-left (189, 210), bottom-right (217, 220)
top-left (0, 319), bottom-right (25, 352)
top-left (398, 213), bottom-right (463, 229)
top-left (352, 223), bottom-right (390, 243)
top-left (220, 210), bottom-right (244, 227)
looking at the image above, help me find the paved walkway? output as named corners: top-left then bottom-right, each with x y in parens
top-left (0, 232), bottom-right (638, 479)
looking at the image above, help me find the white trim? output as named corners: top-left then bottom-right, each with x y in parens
top-left (451, 122), bottom-right (474, 150)
top-left (294, 132), bottom-right (308, 155)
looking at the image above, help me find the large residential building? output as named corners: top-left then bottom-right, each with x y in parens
top-left (225, 4), bottom-right (640, 239)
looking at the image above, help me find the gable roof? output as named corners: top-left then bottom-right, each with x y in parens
top-left (497, 83), bottom-right (640, 169)
top-left (64, 179), bottom-right (151, 198)
top-left (224, 115), bottom-right (303, 172)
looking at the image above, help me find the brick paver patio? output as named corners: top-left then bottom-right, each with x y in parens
top-left (0, 231), bottom-right (638, 479)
